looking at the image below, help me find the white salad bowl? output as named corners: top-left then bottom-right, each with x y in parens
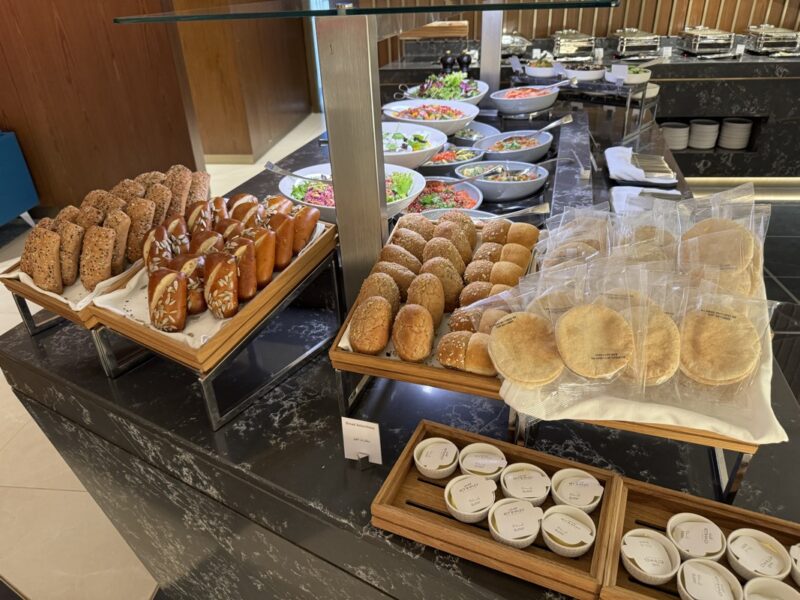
top-left (406, 79), bottom-right (489, 106)
top-left (418, 144), bottom-right (486, 177)
top-left (605, 68), bottom-right (651, 85)
top-left (451, 121), bottom-right (501, 147)
top-left (524, 65), bottom-right (556, 78)
top-left (475, 130), bottom-right (553, 163)
top-left (565, 66), bottom-right (606, 81)
top-left (410, 177), bottom-right (483, 213)
top-left (490, 86), bottom-right (560, 115)
top-left (382, 122), bottom-right (447, 169)
top-left (383, 99), bottom-right (480, 136)
top-left (454, 161), bottom-right (548, 202)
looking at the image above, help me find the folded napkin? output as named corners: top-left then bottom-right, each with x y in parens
top-left (605, 146), bottom-right (678, 186)
top-left (610, 186), bottom-right (682, 214)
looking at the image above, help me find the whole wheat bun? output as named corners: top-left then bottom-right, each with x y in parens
top-left (420, 257), bottom-right (463, 312)
top-left (433, 221), bottom-right (472, 263)
top-left (490, 261), bottom-right (524, 287)
top-left (465, 332), bottom-right (496, 376)
top-left (392, 304), bottom-right (434, 362)
top-left (506, 222), bottom-right (539, 250)
top-left (438, 210), bottom-right (477, 248)
top-left (395, 214), bottom-right (435, 241)
top-left (481, 219), bottom-right (511, 244)
top-left (370, 261), bottom-right (416, 301)
top-left (380, 244), bottom-right (422, 274)
top-left (437, 330), bottom-right (471, 371)
top-left (423, 237), bottom-right (466, 275)
top-left (349, 296), bottom-right (393, 355)
top-left (448, 307), bottom-right (481, 333)
top-left (500, 243), bottom-right (531, 270)
top-left (459, 281), bottom-right (493, 307)
top-left (357, 272), bottom-right (401, 316)
top-left (472, 242), bottom-right (503, 263)
top-left (407, 273), bottom-right (445, 327)
top-left (391, 228), bottom-right (427, 261)
top-left (464, 259), bottom-right (493, 284)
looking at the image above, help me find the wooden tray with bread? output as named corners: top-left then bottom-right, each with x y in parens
top-left (372, 420), bottom-right (623, 600)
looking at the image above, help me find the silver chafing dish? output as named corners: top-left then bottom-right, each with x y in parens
top-left (745, 24), bottom-right (800, 54)
top-left (677, 26), bottom-right (735, 55)
top-left (612, 27), bottom-right (660, 57)
top-left (553, 29), bottom-right (595, 59)
top-left (501, 31), bottom-right (532, 57)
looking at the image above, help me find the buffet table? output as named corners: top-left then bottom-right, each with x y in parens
top-left (1, 108), bottom-right (798, 599)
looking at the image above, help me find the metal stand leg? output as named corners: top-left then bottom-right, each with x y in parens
top-left (335, 370), bottom-right (371, 416)
top-left (90, 327), bottom-right (153, 378)
top-left (12, 294), bottom-right (63, 336)
top-left (20, 212), bottom-right (35, 228)
top-left (710, 447), bottom-right (754, 503)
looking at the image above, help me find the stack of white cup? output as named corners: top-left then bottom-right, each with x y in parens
top-left (661, 122), bottom-right (690, 150)
top-left (718, 118), bottom-right (753, 150)
top-left (689, 119), bottom-right (720, 149)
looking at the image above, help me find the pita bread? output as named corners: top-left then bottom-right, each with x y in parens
top-left (597, 288), bottom-right (656, 313)
top-left (624, 225), bottom-right (676, 247)
top-left (555, 304), bottom-right (634, 379)
top-left (488, 312), bottom-right (564, 387)
top-left (541, 241), bottom-right (597, 269)
top-left (623, 306), bottom-right (680, 386)
top-left (680, 218), bottom-right (755, 272)
top-left (526, 290), bottom-right (576, 321)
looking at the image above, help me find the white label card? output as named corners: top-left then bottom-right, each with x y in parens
top-left (611, 64), bottom-right (629, 81)
top-left (622, 536), bottom-right (672, 575)
top-left (418, 442), bottom-right (457, 470)
top-left (449, 476), bottom-right (496, 513)
top-left (594, 48), bottom-right (604, 60)
top-left (661, 46), bottom-right (673, 58)
top-left (462, 452), bottom-right (507, 475)
top-left (509, 55), bottom-right (523, 74)
top-left (672, 522), bottom-right (723, 556)
top-left (543, 513), bottom-right (594, 546)
top-left (729, 535), bottom-right (785, 576)
top-left (735, 43), bottom-right (745, 56)
top-left (558, 477), bottom-right (604, 506)
top-left (682, 562), bottom-right (733, 600)
top-left (341, 417), bottom-right (382, 465)
top-left (495, 502), bottom-right (543, 540)
top-left (531, 48), bottom-right (542, 59)
top-left (504, 469), bottom-right (549, 499)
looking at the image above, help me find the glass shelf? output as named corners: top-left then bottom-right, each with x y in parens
top-left (115, 0), bottom-right (619, 24)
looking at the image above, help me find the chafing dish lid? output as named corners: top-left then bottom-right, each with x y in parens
top-left (614, 27), bottom-right (658, 39)
top-left (747, 23), bottom-right (797, 36)
top-left (681, 26), bottom-right (734, 38)
top-left (554, 29), bottom-right (595, 42)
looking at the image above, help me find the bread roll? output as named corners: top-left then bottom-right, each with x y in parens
top-left (164, 214), bottom-right (190, 255)
top-left (35, 218), bottom-right (56, 231)
top-left (229, 193), bottom-right (258, 214)
top-left (232, 202), bottom-right (267, 229)
top-left (54, 205), bottom-right (81, 226)
top-left (437, 331), bottom-right (471, 370)
top-left (406, 273), bottom-right (445, 327)
top-left (395, 214), bottom-right (435, 241)
top-left (438, 210), bottom-right (477, 248)
top-left (215, 218), bottom-right (244, 241)
top-left (356, 273), bottom-right (400, 317)
top-left (422, 237), bottom-right (465, 275)
top-left (465, 333), bottom-right (496, 376)
top-left (472, 242), bottom-right (503, 263)
top-left (349, 296), bottom-right (393, 355)
top-left (490, 284), bottom-right (511, 296)
top-left (292, 206), bottom-right (320, 254)
top-left (391, 228), bottom-right (426, 261)
top-left (142, 226), bottom-right (173, 273)
top-left (459, 281), bottom-right (493, 307)
top-left (125, 199), bottom-right (156, 262)
top-left (103, 209), bottom-right (131, 275)
top-left (204, 252), bottom-right (239, 319)
top-left (370, 261), bottom-right (415, 300)
top-left (464, 259), bottom-right (493, 284)
top-left (478, 308), bottom-right (509, 334)
top-left (273, 216), bottom-right (295, 269)
top-left (188, 171), bottom-right (211, 204)
top-left (82, 190), bottom-right (125, 215)
top-left (21, 227), bottom-right (62, 293)
top-left (420, 257), bottom-right (463, 312)
top-left (226, 236), bottom-right (257, 301)
top-left (148, 269), bottom-right (187, 332)
top-left (164, 164), bottom-right (192, 217)
top-left (76, 206), bottom-right (105, 230)
top-left (56, 221), bottom-right (84, 287)
top-left (146, 183), bottom-right (172, 226)
top-left (210, 196), bottom-right (229, 226)
top-left (433, 221), bottom-right (471, 263)
top-left (380, 244), bottom-right (422, 274)
top-left (134, 171), bottom-right (166, 190)
top-left (490, 261), bottom-right (524, 287)
top-left (500, 243), bottom-right (531, 270)
top-left (189, 230), bottom-right (224, 255)
top-left (111, 178), bottom-right (145, 202)
top-left (267, 196), bottom-right (294, 215)
top-left (448, 307), bottom-right (481, 333)
top-left (482, 219), bottom-right (512, 244)
top-left (186, 201), bottom-right (212, 234)
top-left (506, 222), bottom-right (539, 250)
top-left (392, 304), bottom-right (434, 362)
top-left (242, 227), bottom-right (276, 288)
top-left (80, 226), bottom-right (115, 292)
top-left (168, 254), bottom-right (206, 315)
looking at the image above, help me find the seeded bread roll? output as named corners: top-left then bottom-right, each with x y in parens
top-left (186, 201), bottom-right (212, 234)
top-left (81, 190), bottom-right (112, 214)
top-left (210, 197), bottom-right (229, 226)
top-left (356, 272), bottom-right (400, 317)
top-left (380, 244), bottom-right (422, 274)
top-left (438, 210), bottom-right (477, 248)
top-left (189, 230), bottom-right (225, 256)
top-left (392, 304), bottom-right (434, 362)
top-left (134, 171), bottom-right (166, 190)
top-left (226, 236), bottom-right (257, 301)
top-left (437, 331), bottom-right (472, 371)
top-left (241, 227), bottom-right (276, 288)
top-left (165, 214), bottom-right (190, 255)
top-left (163, 164), bottom-right (192, 217)
top-left (111, 178), bottom-right (146, 202)
top-left (449, 306), bottom-right (482, 333)
top-left (422, 237), bottom-right (465, 275)
top-left (215, 218), bottom-right (244, 241)
top-left (148, 269), bottom-right (187, 332)
top-left (204, 252), bottom-right (239, 319)
top-left (168, 254), bottom-right (206, 315)
top-left (231, 202), bottom-right (266, 229)
top-left (472, 242), bottom-right (503, 263)
top-left (76, 206), bottom-right (105, 230)
top-left (56, 220), bottom-right (84, 286)
top-left (349, 296), bottom-right (393, 355)
top-left (36, 218), bottom-right (56, 230)
top-left (482, 219), bottom-right (512, 244)
top-left (21, 227), bottom-right (62, 293)
top-left (371, 261), bottom-right (415, 301)
top-left (490, 261), bottom-right (524, 287)
top-left (459, 281), bottom-right (493, 307)
top-left (146, 183), bottom-right (172, 226)
top-left (228, 193), bottom-right (258, 214)
top-left (188, 171), bottom-right (211, 204)
top-left (142, 225), bottom-right (173, 273)
top-left (464, 259), bottom-right (493, 284)
top-left (103, 209), bottom-right (131, 275)
top-left (54, 206), bottom-right (81, 226)
top-left (125, 199), bottom-right (156, 262)
top-left (391, 228), bottom-right (426, 261)
top-left (80, 226), bottom-right (115, 292)
top-left (406, 273), bottom-right (445, 327)
top-left (395, 214), bottom-right (435, 241)
top-left (490, 284), bottom-right (511, 296)
top-left (433, 221), bottom-right (471, 263)
top-left (420, 257), bottom-right (463, 312)
top-left (506, 222), bottom-right (539, 250)
top-left (465, 332), bottom-right (496, 376)
top-left (500, 243), bottom-right (531, 270)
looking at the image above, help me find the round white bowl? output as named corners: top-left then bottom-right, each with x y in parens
top-left (632, 83), bottom-right (660, 100)
top-left (551, 468), bottom-right (604, 514)
top-left (410, 177), bottom-right (483, 213)
top-left (541, 505), bottom-right (596, 558)
top-left (565, 66), bottom-right (606, 81)
top-left (413, 437), bottom-right (459, 479)
top-left (406, 79), bottom-right (489, 106)
top-left (678, 559), bottom-right (743, 600)
top-left (419, 208), bottom-right (495, 220)
top-left (726, 529), bottom-right (792, 581)
top-left (454, 161), bottom-right (548, 202)
top-left (744, 578), bottom-right (800, 600)
top-left (444, 474), bottom-right (496, 523)
top-left (791, 543), bottom-right (800, 586)
top-left (418, 144), bottom-right (486, 177)
top-left (488, 498), bottom-right (542, 549)
top-left (382, 122), bottom-right (448, 169)
top-left (605, 68), bottom-right (652, 85)
top-left (666, 513), bottom-right (726, 561)
top-left (458, 442), bottom-right (507, 481)
top-left (383, 99), bottom-right (480, 136)
top-left (278, 162), bottom-right (426, 223)
top-left (490, 86), bottom-right (560, 115)
top-left (622, 528), bottom-right (681, 586)
top-left (451, 121), bottom-right (501, 147)
top-left (500, 463), bottom-right (551, 506)
top-left (661, 122), bottom-right (690, 151)
top-left (475, 130), bottom-right (553, 163)
top-left (719, 118), bottom-right (753, 150)
top-left (524, 65), bottom-right (556, 78)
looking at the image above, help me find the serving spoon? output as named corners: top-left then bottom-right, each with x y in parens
top-left (531, 114), bottom-right (573, 134)
top-left (537, 76), bottom-right (578, 91)
top-left (265, 161), bottom-right (331, 184)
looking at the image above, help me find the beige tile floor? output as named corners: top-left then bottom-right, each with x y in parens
top-left (0, 113), bottom-right (326, 599)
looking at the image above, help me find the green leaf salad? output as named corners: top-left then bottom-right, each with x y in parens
top-left (411, 72), bottom-right (479, 101)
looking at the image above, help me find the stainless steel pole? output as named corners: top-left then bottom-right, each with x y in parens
top-left (315, 15), bottom-right (387, 308)
top-left (479, 10), bottom-right (503, 93)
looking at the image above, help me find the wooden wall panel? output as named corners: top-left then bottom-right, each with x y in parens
top-left (0, 0), bottom-right (200, 209)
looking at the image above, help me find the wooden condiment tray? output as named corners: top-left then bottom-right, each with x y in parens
top-left (602, 478), bottom-right (800, 600)
top-left (371, 420), bottom-right (623, 600)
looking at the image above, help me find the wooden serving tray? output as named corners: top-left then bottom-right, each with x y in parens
top-left (602, 478), bottom-right (800, 600)
top-left (92, 223), bottom-right (338, 374)
top-left (371, 420), bottom-right (623, 600)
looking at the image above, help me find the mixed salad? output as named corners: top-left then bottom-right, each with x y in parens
top-left (395, 104), bottom-right (465, 121)
top-left (503, 87), bottom-right (552, 99)
top-left (291, 172), bottom-right (414, 207)
top-left (460, 165), bottom-right (539, 182)
top-left (530, 57), bottom-right (554, 68)
top-left (425, 145), bottom-right (480, 165)
top-left (488, 135), bottom-right (540, 152)
top-left (407, 180), bottom-right (477, 212)
top-left (410, 72), bottom-right (480, 101)
top-left (383, 131), bottom-right (431, 153)
top-left (454, 127), bottom-right (485, 141)
top-left (569, 63), bottom-right (605, 72)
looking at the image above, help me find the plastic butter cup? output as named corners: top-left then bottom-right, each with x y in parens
top-left (488, 498), bottom-right (543, 549)
top-left (541, 504), bottom-right (596, 558)
top-left (678, 559), bottom-right (743, 600)
top-left (667, 512), bottom-right (727, 561)
top-left (458, 442), bottom-right (507, 481)
top-left (413, 437), bottom-right (459, 479)
top-left (621, 528), bottom-right (681, 586)
top-left (744, 577), bottom-right (800, 600)
top-left (444, 474), bottom-right (496, 524)
top-left (500, 463), bottom-right (551, 506)
top-left (726, 529), bottom-right (792, 581)
top-left (551, 468), bottom-right (604, 514)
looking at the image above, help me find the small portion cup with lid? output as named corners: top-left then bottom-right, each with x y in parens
top-left (727, 529), bottom-right (792, 581)
top-left (413, 437), bottom-right (459, 479)
top-left (488, 498), bottom-right (544, 549)
top-left (500, 463), bottom-right (551, 506)
top-left (621, 528), bottom-right (681, 586)
top-left (541, 504), bottom-right (596, 558)
top-left (678, 559), bottom-right (743, 600)
top-left (444, 474), bottom-right (497, 524)
top-left (551, 468), bottom-right (604, 513)
top-left (667, 513), bottom-right (726, 561)
top-left (458, 442), bottom-right (507, 481)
